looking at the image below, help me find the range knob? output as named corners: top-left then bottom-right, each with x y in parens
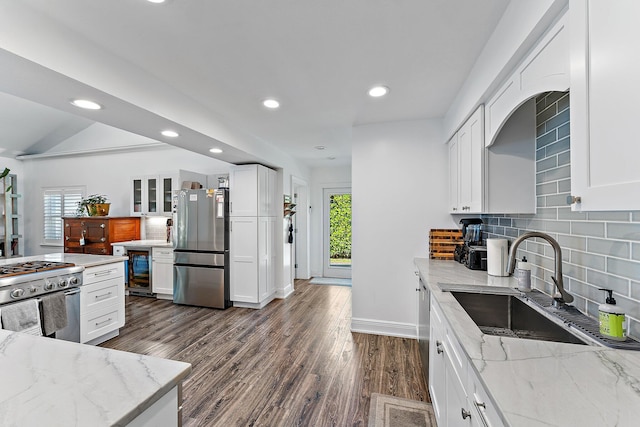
top-left (10, 289), bottom-right (25, 299)
top-left (44, 281), bottom-right (55, 291)
top-left (29, 286), bottom-right (37, 293)
top-left (69, 276), bottom-right (79, 286)
top-left (58, 278), bottom-right (68, 288)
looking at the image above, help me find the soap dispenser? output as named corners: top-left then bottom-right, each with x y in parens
top-left (598, 288), bottom-right (626, 341)
top-left (515, 256), bottom-right (531, 292)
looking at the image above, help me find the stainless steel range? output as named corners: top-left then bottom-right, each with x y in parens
top-left (0, 261), bottom-right (84, 304)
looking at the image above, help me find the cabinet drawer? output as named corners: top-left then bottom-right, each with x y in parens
top-left (81, 306), bottom-right (123, 343)
top-left (84, 243), bottom-right (111, 255)
top-left (152, 247), bottom-right (174, 260)
top-left (84, 263), bottom-right (125, 285)
top-left (82, 280), bottom-right (121, 313)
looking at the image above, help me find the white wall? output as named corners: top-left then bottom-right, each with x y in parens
top-left (21, 144), bottom-right (230, 256)
top-left (309, 165), bottom-right (352, 277)
top-left (351, 119), bottom-right (457, 338)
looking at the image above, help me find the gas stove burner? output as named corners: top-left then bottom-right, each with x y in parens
top-left (0, 261), bottom-right (76, 278)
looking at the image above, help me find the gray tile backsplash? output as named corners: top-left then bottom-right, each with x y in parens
top-left (482, 91), bottom-right (640, 340)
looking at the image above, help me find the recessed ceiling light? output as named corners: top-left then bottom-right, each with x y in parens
top-left (314, 146), bottom-right (326, 150)
top-left (147, 0), bottom-right (166, 3)
top-left (209, 148), bottom-right (223, 154)
top-left (368, 85), bottom-right (389, 98)
top-left (70, 99), bottom-right (102, 110)
top-left (161, 130), bottom-right (179, 138)
top-left (263, 99), bottom-right (280, 109)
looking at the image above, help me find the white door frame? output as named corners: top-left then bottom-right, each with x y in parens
top-left (322, 187), bottom-right (352, 279)
top-left (291, 176), bottom-right (310, 280)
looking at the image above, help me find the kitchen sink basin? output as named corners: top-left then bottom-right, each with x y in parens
top-left (451, 291), bottom-right (588, 345)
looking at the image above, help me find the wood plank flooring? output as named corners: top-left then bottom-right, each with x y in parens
top-left (100, 279), bottom-right (429, 426)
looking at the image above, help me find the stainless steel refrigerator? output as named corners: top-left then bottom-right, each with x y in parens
top-left (173, 188), bottom-right (230, 309)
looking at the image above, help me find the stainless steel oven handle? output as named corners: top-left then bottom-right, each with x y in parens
top-left (64, 288), bottom-right (81, 296)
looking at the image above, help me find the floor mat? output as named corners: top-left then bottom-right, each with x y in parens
top-left (368, 393), bottom-right (436, 427)
top-left (309, 277), bottom-right (352, 286)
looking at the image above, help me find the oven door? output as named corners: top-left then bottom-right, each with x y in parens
top-left (54, 288), bottom-right (81, 342)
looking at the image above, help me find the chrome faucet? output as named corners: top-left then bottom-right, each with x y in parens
top-left (506, 231), bottom-right (574, 305)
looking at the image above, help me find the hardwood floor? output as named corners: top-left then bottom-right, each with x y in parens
top-left (100, 279), bottom-right (429, 426)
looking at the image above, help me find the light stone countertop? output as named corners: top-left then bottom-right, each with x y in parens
top-left (415, 257), bottom-right (640, 427)
top-left (111, 240), bottom-right (172, 248)
top-left (0, 329), bottom-right (191, 427)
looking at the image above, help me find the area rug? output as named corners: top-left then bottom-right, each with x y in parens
top-left (368, 393), bottom-right (436, 427)
top-left (309, 277), bottom-right (352, 286)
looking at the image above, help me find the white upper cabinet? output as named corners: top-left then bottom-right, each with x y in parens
top-left (229, 164), bottom-right (277, 217)
top-left (570, 0), bottom-right (640, 211)
top-left (449, 106), bottom-right (484, 214)
top-left (485, 11), bottom-right (569, 147)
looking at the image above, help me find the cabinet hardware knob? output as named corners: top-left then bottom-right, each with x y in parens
top-left (436, 341), bottom-right (444, 354)
top-left (100, 237), bottom-right (106, 242)
top-left (100, 223), bottom-right (105, 228)
top-left (461, 408), bottom-right (472, 420)
top-left (567, 195), bottom-right (582, 204)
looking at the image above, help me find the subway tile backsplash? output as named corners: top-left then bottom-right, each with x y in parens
top-left (482, 91), bottom-right (640, 340)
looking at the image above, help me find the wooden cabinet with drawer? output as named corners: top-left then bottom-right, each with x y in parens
top-left (63, 217), bottom-right (140, 255)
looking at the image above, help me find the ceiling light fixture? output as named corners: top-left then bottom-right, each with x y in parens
top-left (209, 148), bottom-right (223, 154)
top-left (263, 99), bottom-right (280, 109)
top-left (70, 99), bottom-right (102, 110)
top-left (314, 145), bottom-right (326, 150)
top-left (147, 0), bottom-right (166, 3)
top-left (368, 85), bottom-right (389, 98)
top-left (161, 130), bottom-right (179, 138)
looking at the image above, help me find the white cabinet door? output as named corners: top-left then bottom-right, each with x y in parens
top-left (131, 175), bottom-right (161, 216)
top-left (570, 0), bottom-right (640, 211)
top-left (429, 296), bottom-right (446, 426)
top-left (449, 135), bottom-right (459, 213)
top-left (230, 164), bottom-right (278, 217)
top-left (449, 106), bottom-right (484, 213)
top-left (152, 248), bottom-right (174, 295)
top-left (81, 262), bottom-right (125, 345)
top-left (229, 165), bottom-right (259, 217)
top-left (230, 217), bottom-right (258, 303)
top-left (158, 175), bottom-right (176, 216)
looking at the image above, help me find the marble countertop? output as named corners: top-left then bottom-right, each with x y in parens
top-left (0, 329), bottom-right (191, 426)
top-left (111, 240), bottom-right (172, 248)
top-left (0, 253), bottom-right (126, 268)
top-left (415, 257), bottom-right (640, 427)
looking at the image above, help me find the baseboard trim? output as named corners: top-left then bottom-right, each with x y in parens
top-left (233, 294), bottom-right (276, 310)
top-left (351, 318), bottom-right (417, 339)
top-left (275, 283), bottom-right (294, 299)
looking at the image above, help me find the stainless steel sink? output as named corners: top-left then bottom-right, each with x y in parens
top-left (450, 291), bottom-right (588, 345)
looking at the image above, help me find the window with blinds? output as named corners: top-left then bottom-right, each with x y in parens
top-left (43, 187), bottom-right (85, 244)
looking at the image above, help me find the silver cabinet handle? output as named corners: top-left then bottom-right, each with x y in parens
top-left (100, 223), bottom-right (105, 228)
top-left (95, 318), bottom-right (113, 327)
top-left (473, 396), bottom-right (491, 427)
top-left (461, 408), bottom-right (472, 420)
top-left (95, 292), bottom-right (112, 300)
top-left (436, 340), bottom-right (444, 354)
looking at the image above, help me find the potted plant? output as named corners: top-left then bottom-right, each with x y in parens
top-left (77, 194), bottom-right (110, 216)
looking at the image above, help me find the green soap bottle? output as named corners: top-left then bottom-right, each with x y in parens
top-left (598, 288), bottom-right (626, 341)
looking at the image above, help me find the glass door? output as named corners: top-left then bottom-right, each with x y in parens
top-left (323, 188), bottom-right (352, 278)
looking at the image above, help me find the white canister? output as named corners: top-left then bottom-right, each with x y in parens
top-left (486, 238), bottom-right (509, 276)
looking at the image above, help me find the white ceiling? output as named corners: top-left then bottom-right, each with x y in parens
top-left (0, 0), bottom-right (510, 167)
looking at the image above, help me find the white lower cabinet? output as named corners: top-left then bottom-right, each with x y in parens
top-left (230, 216), bottom-right (276, 308)
top-left (81, 262), bottom-right (125, 345)
top-left (430, 295), bottom-right (504, 427)
top-left (152, 247), bottom-right (174, 298)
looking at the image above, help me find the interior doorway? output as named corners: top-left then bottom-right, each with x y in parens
top-left (323, 188), bottom-right (352, 279)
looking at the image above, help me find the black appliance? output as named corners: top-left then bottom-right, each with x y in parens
top-left (454, 219), bottom-right (487, 271)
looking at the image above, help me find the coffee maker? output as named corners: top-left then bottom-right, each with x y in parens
top-left (454, 218), bottom-right (487, 270)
